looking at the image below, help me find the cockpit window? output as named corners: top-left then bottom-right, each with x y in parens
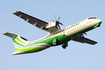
top-left (88, 17), bottom-right (96, 19)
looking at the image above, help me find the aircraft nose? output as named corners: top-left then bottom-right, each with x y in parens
top-left (97, 19), bottom-right (102, 23)
top-left (96, 19), bottom-right (102, 27)
top-left (97, 19), bottom-right (102, 24)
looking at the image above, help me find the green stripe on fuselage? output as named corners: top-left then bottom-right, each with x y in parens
top-left (15, 46), bottom-right (45, 53)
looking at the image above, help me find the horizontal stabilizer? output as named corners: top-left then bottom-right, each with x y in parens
top-left (3, 32), bottom-right (27, 41)
top-left (3, 32), bottom-right (17, 38)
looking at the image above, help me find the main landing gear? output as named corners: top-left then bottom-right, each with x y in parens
top-left (62, 42), bottom-right (68, 49)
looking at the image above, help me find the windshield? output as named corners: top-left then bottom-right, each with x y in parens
top-left (88, 17), bottom-right (96, 19)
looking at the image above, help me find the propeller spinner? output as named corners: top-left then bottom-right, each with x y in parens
top-left (52, 16), bottom-right (63, 31)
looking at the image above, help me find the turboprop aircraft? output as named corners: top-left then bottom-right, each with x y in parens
top-left (3, 11), bottom-right (102, 55)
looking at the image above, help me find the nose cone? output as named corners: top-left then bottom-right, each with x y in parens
top-left (97, 19), bottom-right (102, 24)
top-left (96, 19), bottom-right (102, 27)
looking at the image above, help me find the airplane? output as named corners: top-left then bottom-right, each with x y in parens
top-left (3, 11), bottom-right (102, 55)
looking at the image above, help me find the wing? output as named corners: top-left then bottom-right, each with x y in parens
top-left (72, 36), bottom-right (97, 45)
top-left (13, 11), bottom-right (57, 32)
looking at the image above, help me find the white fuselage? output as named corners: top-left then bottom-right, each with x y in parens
top-left (65, 18), bottom-right (102, 36)
top-left (30, 18), bottom-right (102, 44)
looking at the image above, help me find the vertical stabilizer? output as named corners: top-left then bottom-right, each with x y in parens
top-left (3, 32), bottom-right (29, 55)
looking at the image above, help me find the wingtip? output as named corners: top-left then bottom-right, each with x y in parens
top-left (92, 42), bottom-right (98, 45)
top-left (13, 11), bottom-right (20, 14)
top-left (3, 32), bottom-right (7, 35)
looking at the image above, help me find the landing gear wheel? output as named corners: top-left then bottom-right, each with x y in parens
top-left (62, 43), bottom-right (68, 49)
top-left (62, 45), bottom-right (66, 49)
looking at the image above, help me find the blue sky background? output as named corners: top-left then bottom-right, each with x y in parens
top-left (0, 0), bottom-right (105, 70)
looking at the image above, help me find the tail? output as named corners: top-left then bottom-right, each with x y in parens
top-left (3, 32), bottom-right (29, 55)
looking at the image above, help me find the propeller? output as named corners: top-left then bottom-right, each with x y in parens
top-left (52, 15), bottom-right (63, 31)
top-left (80, 33), bottom-right (87, 38)
top-left (84, 32), bottom-right (87, 35)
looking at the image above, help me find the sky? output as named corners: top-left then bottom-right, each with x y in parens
top-left (0, 0), bottom-right (105, 70)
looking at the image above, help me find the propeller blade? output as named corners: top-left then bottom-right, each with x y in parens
top-left (59, 23), bottom-right (63, 25)
top-left (80, 34), bottom-right (84, 37)
top-left (52, 20), bottom-right (55, 22)
top-left (58, 17), bottom-right (60, 20)
top-left (84, 33), bottom-right (87, 35)
top-left (57, 24), bottom-right (61, 31)
top-left (52, 15), bottom-right (63, 30)
top-left (54, 15), bottom-right (57, 21)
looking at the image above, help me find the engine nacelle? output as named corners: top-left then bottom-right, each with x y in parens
top-left (46, 22), bottom-right (56, 28)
